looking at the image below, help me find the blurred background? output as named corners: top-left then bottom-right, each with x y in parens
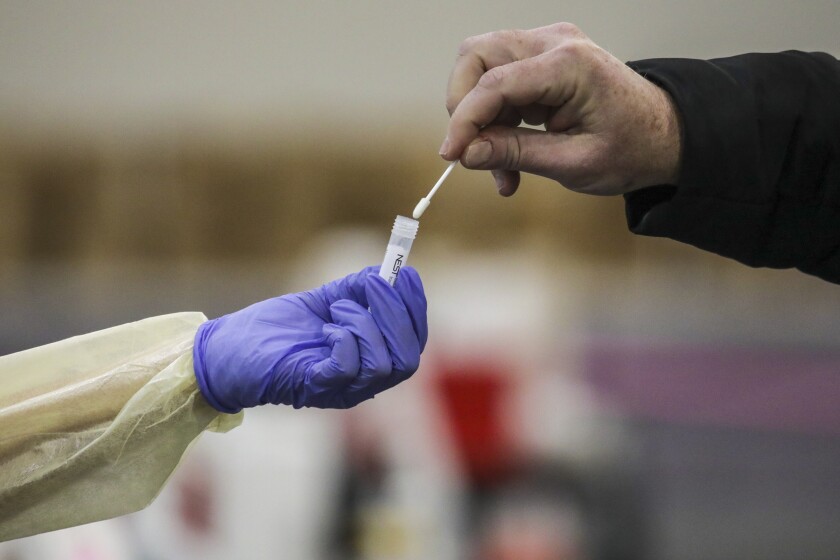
top-left (2, 1), bottom-right (840, 558)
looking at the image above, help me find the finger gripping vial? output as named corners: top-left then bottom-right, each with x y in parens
top-left (379, 215), bottom-right (419, 286)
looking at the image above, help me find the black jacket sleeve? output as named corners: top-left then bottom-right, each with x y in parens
top-left (624, 51), bottom-right (840, 284)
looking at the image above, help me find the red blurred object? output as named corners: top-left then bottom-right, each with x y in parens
top-left (434, 357), bottom-right (520, 486)
top-left (176, 461), bottom-right (216, 536)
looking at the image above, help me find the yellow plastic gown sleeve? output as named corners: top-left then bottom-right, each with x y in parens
top-left (0, 312), bottom-right (243, 541)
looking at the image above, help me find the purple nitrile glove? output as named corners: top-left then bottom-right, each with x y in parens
top-left (193, 265), bottom-right (428, 413)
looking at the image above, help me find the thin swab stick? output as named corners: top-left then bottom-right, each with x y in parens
top-left (412, 160), bottom-right (458, 219)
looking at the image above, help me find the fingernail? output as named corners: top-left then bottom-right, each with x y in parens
top-left (438, 137), bottom-right (450, 157)
top-left (493, 174), bottom-right (505, 193)
top-left (464, 139), bottom-right (492, 167)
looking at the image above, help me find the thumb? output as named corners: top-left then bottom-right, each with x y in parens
top-left (461, 126), bottom-right (583, 190)
top-left (309, 324), bottom-right (360, 389)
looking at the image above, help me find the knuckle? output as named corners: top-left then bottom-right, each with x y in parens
top-left (551, 21), bottom-right (584, 38)
top-left (459, 29), bottom-right (515, 56)
top-left (370, 358), bottom-right (392, 379)
top-left (489, 28), bottom-right (514, 42)
top-left (457, 34), bottom-right (481, 56)
top-left (334, 362), bottom-right (357, 382)
top-left (555, 38), bottom-right (590, 61)
top-left (445, 95), bottom-right (459, 115)
top-left (504, 134), bottom-right (522, 170)
top-left (477, 66), bottom-right (506, 90)
top-left (321, 355), bottom-right (355, 383)
top-left (402, 355), bottom-right (420, 375)
top-left (497, 28), bottom-right (519, 42)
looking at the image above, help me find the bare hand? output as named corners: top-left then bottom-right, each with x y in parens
top-left (440, 23), bottom-right (682, 196)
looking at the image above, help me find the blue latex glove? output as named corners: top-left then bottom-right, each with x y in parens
top-left (193, 266), bottom-right (428, 412)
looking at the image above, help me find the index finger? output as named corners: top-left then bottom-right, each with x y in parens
top-left (447, 43), bottom-right (510, 116)
top-left (442, 49), bottom-right (577, 160)
top-left (446, 29), bottom-right (545, 116)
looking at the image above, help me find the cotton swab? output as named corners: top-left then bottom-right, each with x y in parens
top-left (412, 160), bottom-right (458, 219)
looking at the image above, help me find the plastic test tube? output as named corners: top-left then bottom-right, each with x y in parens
top-left (379, 215), bottom-right (419, 286)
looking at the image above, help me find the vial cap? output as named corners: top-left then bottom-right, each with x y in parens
top-left (392, 215), bottom-right (419, 239)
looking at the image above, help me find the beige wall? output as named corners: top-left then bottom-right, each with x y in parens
top-left (1, 1), bottom-right (838, 133)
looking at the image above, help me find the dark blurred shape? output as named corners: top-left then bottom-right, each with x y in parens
top-left (473, 467), bottom-right (589, 560)
top-left (21, 150), bottom-right (101, 260)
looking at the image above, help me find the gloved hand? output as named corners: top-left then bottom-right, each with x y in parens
top-left (193, 266), bottom-right (427, 413)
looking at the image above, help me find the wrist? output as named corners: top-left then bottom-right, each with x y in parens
top-left (633, 80), bottom-right (683, 191)
top-left (654, 83), bottom-right (683, 185)
top-left (193, 319), bottom-right (241, 414)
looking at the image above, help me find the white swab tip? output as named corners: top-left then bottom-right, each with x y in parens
top-left (412, 198), bottom-right (431, 220)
